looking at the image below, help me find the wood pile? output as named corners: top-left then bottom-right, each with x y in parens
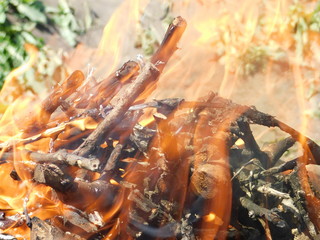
top-left (1, 16), bottom-right (320, 240)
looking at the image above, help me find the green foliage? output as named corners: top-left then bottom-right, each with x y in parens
top-left (135, 27), bottom-right (160, 56)
top-left (134, 1), bottom-right (173, 56)
top-left (286, 1), bottom-right (320, 59)
top-left (286, 2), bottom-right (320, 120)
top-left (46, 0), bottom-right (89, 47)
top-left (0, 0), bottom-right (46, 88)
top-left (238, 45), bottom-right (268, 77)
top-left (0, 0), bottom-right (92, 89)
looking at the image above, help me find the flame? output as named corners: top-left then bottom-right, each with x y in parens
top-left (0, 0), bottom-right (319, 239)
top-left (71, 118), bottom-right (98, 131)
top-left (96, 0), bottom-right (149, 75)
top-left (203, 212), bottom-right (223, 225)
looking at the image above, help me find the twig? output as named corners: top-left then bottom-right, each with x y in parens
top-left (255, 158), bottom-right (298, 178)
top-left (84, 60), bottom-right (140, 109)
top-left (287, 169), bottom-right (318, 237)
top-left (73, 63), bottom-right (160, 157)
top-left (237, 118), bottom-right (269, 168)
top-left (23, 70), bottom-right (85, 136)
top-left (151, 16), bottom-right (187, 72)
top-left (239, 196), bottom-right (287, 228)
top-left (244, 107), bottom-right (320, 164)
top-left (263, 137), bottom-right (296, 167)
top-left (1, 149), bottom-right (100, 172)
top-left (33, 163), bottom-right (119, 210)
top-left (73, 16), bottom-right (187, 157)
top-left (256, 185), bottom-right (290, 199)
top-left (102, 143), bottom-right (124, 172)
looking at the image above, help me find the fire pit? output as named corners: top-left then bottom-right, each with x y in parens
top-left (1, 1), bottom-right (320, 240)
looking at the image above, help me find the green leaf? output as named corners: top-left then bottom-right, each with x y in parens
top-left (10, 23), bottom-right (23, 32)
top-left (69, 15), bottom-right (81, 32)
top-left (9, 0), bottom-right (20, 7)
top-left (58, 0), bottom-right (72, 14)
top-left (0, 11), bottom-right (6, 24)
top-left (7, 44), bottom-right (25, 64)
top-left (45, 6), bottom-right (59, 14)
top-left (59, 26), bottom-right (77, 46)
top-left (17, 3), bottom-right (47, 23)
top-left (22, 21), bottom-right (36, 31)
top-left (0, 54), bottom-right (9, 64)
top-left (21, 31), bottom-right (38, 45)
top-left (0, 31), bottom-right (5, 38)
top-left (0, 37), bottom-right (10, 50)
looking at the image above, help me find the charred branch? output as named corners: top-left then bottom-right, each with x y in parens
top-left (263, 136), bottom-right (296, 167)
top-left (243, 107), bottom-right (320, 164)
top-left (33, 163), bottom-right (119, 210)
top-left (1, 150), bottom-right (100, 172)
top-left (239, 196), bottom-right (288, 228)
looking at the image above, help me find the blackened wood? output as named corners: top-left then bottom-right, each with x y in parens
top-left (287, 169), bottom-right (318, 238)
top-left (129, 124), bottom-right (155, 153)
top-left (33, 163), bottom-right (118, 210)
top-left (239, 197), bottom-right (287, 228)
top-left (254, 158), bottom-right (298, 178)
top-left (243, 107), bottom-right (320, 164)
top-left (63, 206), bottom-right (98, 233)
top-left (237, 118), bottom-right (269, 168)
top-left (33, 163), bottom-right (74, 192)
top-left (263, 137), bottom-right (296, 167)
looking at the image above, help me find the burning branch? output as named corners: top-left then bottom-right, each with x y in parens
top-left (1, 15), bottom-right (320, 240)
top-left (73, 63), bottom-right (160, 157)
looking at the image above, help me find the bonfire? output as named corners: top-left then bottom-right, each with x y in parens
top-left (1, 1), bottom-right (320, 240)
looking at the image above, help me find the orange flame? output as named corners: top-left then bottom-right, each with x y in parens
top-left (0, 0), bottom-right (319, 239)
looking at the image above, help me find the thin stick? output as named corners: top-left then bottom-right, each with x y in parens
top-left (1, 149), bottom-right (100, 172)
top-left (23, 70), bottom-right (85, 136)
top-left (151, 16), bottom-right (187, 72)
top-left (74, 63), bottom-right (160, 157)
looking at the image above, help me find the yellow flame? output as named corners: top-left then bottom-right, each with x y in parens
top-left (71, 117), bottom-right (98, 131)
top-left (109, 179), bottom-right (119, 185)
top-left (98, 0), bottom-right (149, 72)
